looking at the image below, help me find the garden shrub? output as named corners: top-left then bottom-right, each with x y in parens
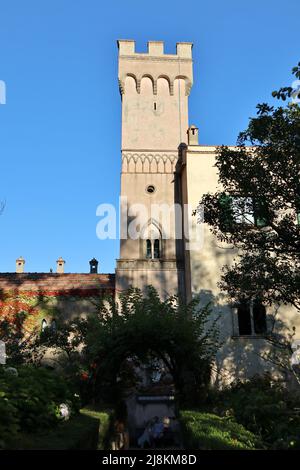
top-left (80, 407), bottom-right (113, 449)
top-left (0, 391), bottom-right (20, 449)
top-left (10, 408), bottom-right (112, 450)
top-left (179, 410), bottom-right (260, 450)
top-left (208, 374), bottom-right (300, 449)
top-left (0, 365), bottom-right (80, 449)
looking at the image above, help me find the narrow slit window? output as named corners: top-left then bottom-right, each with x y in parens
top-left (154, 239), bottom-right (160, 259)
top-left (154, 102), bottom-right (157, 110)
top-left (236, 299), bottom-right (267, 336)
top-left (237, 301), bottom-right (252, 335)
top-left (146, 239), bottom-right (152, 259)
top-left (253, 301), bottom-right (267, 334)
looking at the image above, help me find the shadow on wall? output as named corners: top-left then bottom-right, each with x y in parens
top-left (195, 288), bottom-right (296, 387)
top-left (116, 265), bottom-right (178, 301)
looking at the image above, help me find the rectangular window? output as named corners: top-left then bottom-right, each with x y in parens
top-left (146, 239), bottom-right (152, 259)
top-left (219, 194), bottom-right (269, 228)
top-left (232, 197), bottom-right (255, 225)
top-left (253, 199), bottom-right (269, 227)
top-left (237, 301), bottom-right (252, 335)
top-left (236, 300), bottom-right (267, 336)
top-left (219, 194), bottom-right (234, 231)
top-left (253, 300), bottom-right (267, 334)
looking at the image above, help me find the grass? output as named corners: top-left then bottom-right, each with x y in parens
top-left (11, 407), bottom-right (112, 450)
top-left (179, 410), bottom-right (261, 450)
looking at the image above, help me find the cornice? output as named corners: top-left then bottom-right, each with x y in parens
top-left (119, 55), bottom-right (193, 63)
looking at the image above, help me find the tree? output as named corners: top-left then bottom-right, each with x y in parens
top-left (197, 63), bottom-right (300, 312)
top-left (42, 287), bottom-right (220, 406)
top-left (0, 312), bottom-right (38, 365)
top-left (83, 287), bottom-right (220, 405)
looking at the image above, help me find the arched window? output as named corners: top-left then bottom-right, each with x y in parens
top-left (154, 239), bottom-right (160, 259)
top-left (142, 221), bottom-right (162, 260)
top-left (41, 319), bottom-right (47, 332)
top-left (146, 239), bottom-right (152, 258)
top-left (145, 238), bottom-right (161, 259)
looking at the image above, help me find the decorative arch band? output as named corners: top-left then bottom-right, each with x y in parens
top-left (119, 74), bottom-right (192, 96)
top-left (122, 153), bottom-right (178, 174)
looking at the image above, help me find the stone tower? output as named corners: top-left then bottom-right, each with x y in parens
top-left (115, 40), bottom-right (193, 298)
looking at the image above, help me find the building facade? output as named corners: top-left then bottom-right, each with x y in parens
top-left (115, 40), bottom-right (193, 298)
top-left (0, 258), bottom-right (114, 332)
top-left (115, 40), bottom-right (300, 385)
top-left (0, 40), bottom-right (299, 385)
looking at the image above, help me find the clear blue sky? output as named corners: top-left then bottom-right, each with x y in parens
top-left (0, 0), bottom-right (299, 273)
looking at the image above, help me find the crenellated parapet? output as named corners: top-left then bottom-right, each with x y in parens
top-left (118, 40), bottom-right (193, 96)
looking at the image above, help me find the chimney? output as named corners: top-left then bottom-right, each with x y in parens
top-left (89, 258), bottom-right (99, 274)
top-left (187, 124), bottom-right (199, 145)
top-left (16, 256), bottom-right (25, 273)
top-left (56, 257), bottom-right (65, 274)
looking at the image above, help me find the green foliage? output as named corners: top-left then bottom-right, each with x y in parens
top-left (80, 407), bottom-right (112, 449)
top-left (0, 315), bottom-right (37, 366)
top-left (29, 287), bottom-right (220, 407)
top-left (0, 389), bottom-right (20, 449)
top-left (54, 287), bottom-right (220, 406)
top-left (179, 410), bottom-right (260, 450)
top-left (209, 374), bottom-right (300, 449)
top-left (272, 62), bottom-right (300, 101)
top-left (0, 365), bottom-right (80, 449)
top-left (10, 410), bottom-right (103, 450)
top-left (81, 287), bottom-right (220, 406)
top-left (197, 64), bottom-right (300, 311)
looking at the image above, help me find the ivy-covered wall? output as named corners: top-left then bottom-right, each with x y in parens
top-left (0, 273), bottom-right (115, 332)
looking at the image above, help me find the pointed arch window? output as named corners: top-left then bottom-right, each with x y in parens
top-left (145, 238), bottom-right (161, 259)
top-left (142, 222), bottom-right (162, 260)
top-left (154, 239), bottom-right (160, 259)
top-left (146, 239), bottom-right (152, 259)
top-left (41, 319), bottom-right (47, 332)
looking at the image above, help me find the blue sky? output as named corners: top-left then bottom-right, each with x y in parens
top-left (0, 0), bottom-right (299, 274)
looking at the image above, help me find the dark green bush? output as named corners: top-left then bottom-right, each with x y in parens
top-left (10, 408), bottom-right (112, 450)
top-left (0, 365), bottom-right (80, 449)
top-left (179, 410), bottom-right (260, 450)
top-left (208, 374), bottom-right (300, 449)
top-left (80, 408), bottom-right (112, 449)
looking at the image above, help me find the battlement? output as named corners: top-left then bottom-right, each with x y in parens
top-left (118, 40), bottom-right (193, 97)
top-left (117, 40), bottom-right (193, 59)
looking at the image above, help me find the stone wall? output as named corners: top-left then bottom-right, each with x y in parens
top-left (0, 273), bottom-right (115, 331)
